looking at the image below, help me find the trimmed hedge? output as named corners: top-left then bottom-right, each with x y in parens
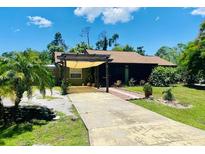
top-left (149, 66), bottom-right (180, 87)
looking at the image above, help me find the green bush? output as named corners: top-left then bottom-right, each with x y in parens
top-left (162, 88), bottom-right (175, 101)
top-left (143, 83), bottom-right (153, 98)
top-left (128, 78), bottom-right (136, 86)
top-left (114, 80), bottom-right (122, 87)
top-left (139, 80), bottom-right (145, 86)
top-left (149, 66), bottom-right (180, 87)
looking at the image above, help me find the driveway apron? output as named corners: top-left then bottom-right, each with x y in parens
top-left (69, 92), bottom-right (205, 146)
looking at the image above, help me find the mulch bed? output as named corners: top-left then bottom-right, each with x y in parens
top-left (0, 105), bottom-right (56, 126)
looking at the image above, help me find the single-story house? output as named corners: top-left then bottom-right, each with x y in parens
top-left (52, 49), bottom-right (175, 89)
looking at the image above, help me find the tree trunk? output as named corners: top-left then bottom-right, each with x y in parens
top-left (0, 97), bottom-right (4, 125)
top-left (14, 93), bottom-right (23, 108)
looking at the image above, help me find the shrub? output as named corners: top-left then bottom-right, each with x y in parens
top-left (61, 80), bottom-right (70, 95)
top-left (139, 80), bottom-right (145, 86)
top-left (162, 88), bottom-right (175, 101)
top-left (149, 66), bottom-right (180, 87)
top-left (143, 83), bottom-right (153, 98)
top-left (128, 78), bottom-right (136, 87)
top-left (114, 80), bottom-right (122, 87)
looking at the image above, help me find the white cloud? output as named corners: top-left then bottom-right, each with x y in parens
top-left (14, 28), bottom-right (20, 32)
top-left (74, 8), bottom-right (104, 23)
top-left (74, 7), bottom-right (139, 24)
top-left (27, 16), bottom-right (52, 28)
top-left (191, 8), bottom-right (205, 17)
top-left (155, 16), bottom-right (160, 22)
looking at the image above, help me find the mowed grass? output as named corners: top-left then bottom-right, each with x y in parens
top-left (37, 95), bottom-right (62, 101)
top-left (126, 85), bottom-right (205, 130)
top-left (0, 108), bottom-right (89, 146)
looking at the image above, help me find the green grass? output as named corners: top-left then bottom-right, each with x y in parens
top-left (32, 86), bottom-right (61, 93)
top-left (126, 84), bottom-right (205, 130)
top-left (0, 108), bottom-right (89, 146)
top-left (37, 95), bottom-right (62, 101)
top-left (53, 86), bottom-right (61, 92)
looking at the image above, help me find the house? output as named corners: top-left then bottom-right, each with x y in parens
top-left (52, 49), bottom-right (175, 89)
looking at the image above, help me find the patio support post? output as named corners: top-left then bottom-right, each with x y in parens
top-left (96, 66), bottom-right (99, 89)
top-left (63, 60), bottom-right (67, 81)
top-left (59, 62), bottom-right (63, 81)
top-left (125, 65), bottom-right (129, 84)
top-left (106, 59), bottom-right (109, 93)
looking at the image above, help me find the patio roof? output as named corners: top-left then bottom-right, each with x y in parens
top-left (57, 53), bottom-right (112, 68)
top-left (57, 53), bottom-right (111, 92)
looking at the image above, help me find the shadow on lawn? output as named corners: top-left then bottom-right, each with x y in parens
top-left (184, 84), bottom-right (205, 90)
top-left (0, 105), bottom-right (56, 145)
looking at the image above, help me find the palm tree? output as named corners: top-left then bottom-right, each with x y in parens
top-left (111, 33), bottom-right (119, 46)
top-left (0, 83), bottom-right (14, 124)
top-left (96, 32), bottom-right (120, 50)
top-left (0, 52), bottom-right (54, 107)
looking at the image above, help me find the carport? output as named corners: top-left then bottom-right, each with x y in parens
top-left (57, 53), bottom-right (112, 92)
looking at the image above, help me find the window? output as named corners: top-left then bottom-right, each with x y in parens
top-left (69, 68), bottom-right (82, 79)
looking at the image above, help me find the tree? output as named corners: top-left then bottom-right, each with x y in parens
top-left (180, 20), bottom-right (205, 84)
top-left (2, 51), bottom-right (18, 58)
top-left (0, 57), bottom-right (15, 122)
top-left (48, 32), bottom-right (67, 50)
top-left (2, 49), bottom-right (52, 65)
top-left (109, 33), bottom-right (119, 47)
top-left (122, 44), bottom-right (136, 52)
top-left (112, 45), bottom-right (124, 51)
top-left (0, 52), bottom-right (54, 107)
top-left (39, 50), bottom-right (51, 65)
top-left (70, 42), bottom-right (93, 53)
top-left (155, 45), bottom-right (182, 64)
top-left (95, 32), bottom-right (120, 50)
top-left (80, 27), bottom-right (91, 46)
top-left (136, 46), bottom-right (145, 55)
top-left (96, 31), bottom-right (109, 50)
top-left (111, 44), bottom-right (145, 55)
top-left (155, 46), bottom-right (172, 58)
top-left (47, 32), bottom-right (67, 63)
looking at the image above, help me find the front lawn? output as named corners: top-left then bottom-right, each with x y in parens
top-left (126, 84), bottom-right (205, 130)
top-left (0, 108), bottom-right (89, 146)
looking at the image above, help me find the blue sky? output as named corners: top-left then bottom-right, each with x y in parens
top-left (0, 7), bottom-right (205, 55)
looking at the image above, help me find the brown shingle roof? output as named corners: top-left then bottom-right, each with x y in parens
top-left (86, 50), bottom-right (176, 66)
top-left (147, 56), bottom-right (176, 66)
top-left (54, 50), bottom-right (176, 66)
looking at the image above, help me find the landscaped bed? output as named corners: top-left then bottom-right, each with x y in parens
top-left (0, 107), bottom-right (89, 146)
top-left (126, 84), bottom-right (205, 130)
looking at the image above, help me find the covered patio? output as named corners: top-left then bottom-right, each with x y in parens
top-left (57, 53), bottom-right (112, 92)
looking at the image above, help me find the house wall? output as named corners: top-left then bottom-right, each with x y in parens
top-left (52, 63), bottom-right (157, 86)
top-left (98, 63), bottom-right (157, 86)
top-left (67, 68), bottom-right (92, 86)
top-left (52, 65), bottom-right (93, 86)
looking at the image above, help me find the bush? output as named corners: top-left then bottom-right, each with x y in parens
top-left (61, 80), bottom-right (70, 95)
top-left (114, 80), bottom-right (122, 87)
top-left (162, 88), bottom-right (175, 101)
top-left (143, 83), bottom-right (153, 98)
top-left (139, 80), bottom-right (145, 86)
top-left (149, 66), bottom-right (180, 87)
top-left (128, 78), bottom-right (136, 86)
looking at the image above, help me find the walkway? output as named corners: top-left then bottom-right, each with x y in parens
top-left (69, 92), bottom-right (205, 146)
top-left (3, 89), bottom-right (74, 116)
top-left (99, 87), bottom-right (144, 100)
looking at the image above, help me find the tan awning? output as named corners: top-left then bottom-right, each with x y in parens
top-left (66, 61), bottom-right (105, 68)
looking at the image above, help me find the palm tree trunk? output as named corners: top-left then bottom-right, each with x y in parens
top-left (14, 93), bottom-right (23, 108)
top-left (0, 97), bottom-right (4, 125)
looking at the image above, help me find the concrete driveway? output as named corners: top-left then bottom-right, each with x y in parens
top-left (69, 92), bottom-right (205, 146)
